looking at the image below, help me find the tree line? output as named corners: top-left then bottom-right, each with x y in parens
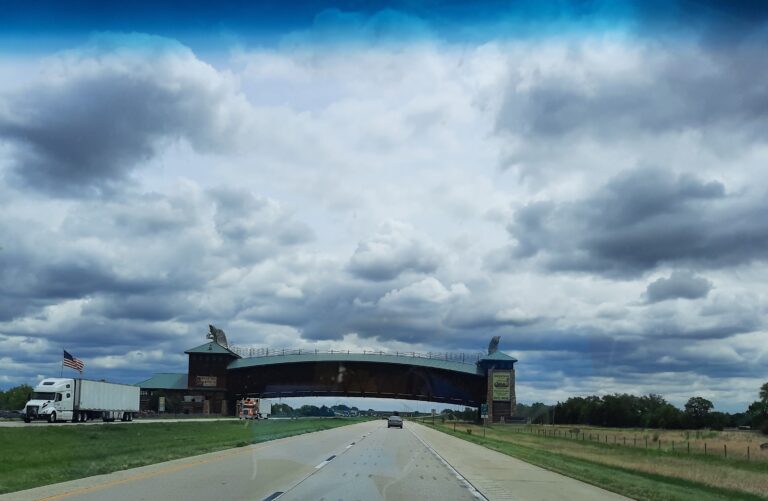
top-left (0, 384), bottom-right (32, 411)
top-left (523, 382), bottom-right (768, 433)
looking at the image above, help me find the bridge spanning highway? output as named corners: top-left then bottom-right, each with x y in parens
top-left (4, 420), bottom-right (629, 501)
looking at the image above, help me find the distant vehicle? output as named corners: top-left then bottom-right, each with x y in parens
top-left (387, 415), bottom-right (403, 428)
top-left (23, 378), bottom-right (140, 423)
top-left (0, 410), bottom-right (22, 419)
top-left (238, 398), bottom-right (272, 419)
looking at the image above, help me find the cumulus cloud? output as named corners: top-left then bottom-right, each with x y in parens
top-left (211, 187), bottom-right (314, 265)
top-left (492, 168), bottom-right (768, 276)
top-left (379, 277), bottom-right (468, 310)
top-left (347, 221), bottom-right (441, 281)
top-left (644, 271), bottom-right (713, 303)
top-left (496, 36), bottom-right (768, 142)
top-left (0, 34), bottom-right (250, 196)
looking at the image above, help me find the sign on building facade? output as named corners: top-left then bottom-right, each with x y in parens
top-left (492, 372), bottom-right (511, 401)
top-left (196, 375), bottom-right (218, 387)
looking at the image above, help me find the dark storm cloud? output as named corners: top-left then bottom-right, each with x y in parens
top-left (242, 273), bottom-right (532, 348)
top-left (492, 167), bottom-right (768, 276)
top-left (0, 219), bottom-right (166, 320)
top-left (83, 293), bottom-right (195, 322)
top-left (347, 222), bottom-right (441, 281)
top-left (644, 271), bottom-right (712, 303)
top-left (444, 307), bottom-right (540, 330)
top-left (0, 35), bottom-right (246, 196)
top-left (0, 184), bottom-right (314, 327)
top-left (496, 33), bottom-right (768, 141)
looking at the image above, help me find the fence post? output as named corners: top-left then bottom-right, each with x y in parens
top-left (687, 442), bottom-right (690, 454)
top-left (724, 444), bottom-right (727, 458)
top-left (623, 437), bottom-right (626, 446)
top-left (747, 446), bottom-right (750, 460)
top-left (704, 443), bottom-right (707, 455)
top-left (634, 438), bottom-right (637, 447)
top-left (672, 441), bottom-right (674, 452)
top-left (645, 438), bottom-right (648, 448)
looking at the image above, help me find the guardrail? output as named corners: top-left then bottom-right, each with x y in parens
top-left (228, 346), bottom-right (482, 365)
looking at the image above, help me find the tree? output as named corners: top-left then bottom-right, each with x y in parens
top-left (684, 397), bottom-right (714, 428)
top-left (0, 385), bottom-right (33, 410)
top-left (271, 403), bottom-right (294, 417)
top-left (746, 382), bottom-right (768, 431)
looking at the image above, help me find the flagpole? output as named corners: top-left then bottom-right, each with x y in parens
top-left (61, 349), bottom-right (64, 377)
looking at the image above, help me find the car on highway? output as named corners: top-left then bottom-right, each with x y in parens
top-left (387, 415), bottom-right (403, 428)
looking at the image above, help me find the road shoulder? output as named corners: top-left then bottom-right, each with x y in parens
top-left (408, 422), bottom-right (632, 501)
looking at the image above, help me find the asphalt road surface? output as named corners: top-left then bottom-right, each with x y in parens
top-left (4, 420), bottom-right (629, 501)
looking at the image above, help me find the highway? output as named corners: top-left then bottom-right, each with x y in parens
top-left (4, 420), bottom-right (629, 501)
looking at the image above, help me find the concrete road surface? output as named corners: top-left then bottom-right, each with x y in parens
top-left (2, 420), bottom-right (630, 501)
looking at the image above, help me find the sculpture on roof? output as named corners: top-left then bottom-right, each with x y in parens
top-left (488, 335), bottom-right (501, 355)
top-left (207, 324), bottom-right (229, 348)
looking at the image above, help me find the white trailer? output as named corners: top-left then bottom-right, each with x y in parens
top-left (23, 378), bottom-right (140, 423)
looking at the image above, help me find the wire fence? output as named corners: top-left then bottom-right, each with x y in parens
top-left (421, 419), bottom-right (768, 462)
top-left (228, 346), bottom-right (483, 364)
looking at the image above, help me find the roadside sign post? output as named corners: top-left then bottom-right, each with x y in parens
top-left (480, 403), bottom-right (489, 437)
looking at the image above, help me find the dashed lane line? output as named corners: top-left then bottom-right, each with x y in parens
top-left (273, 430), bottom-right (372, 499)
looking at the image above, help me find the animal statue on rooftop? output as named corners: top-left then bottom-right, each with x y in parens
top-left (207, 324), bottom-right (229, 348)
top-left (488, 335), bottom-right (500, 355)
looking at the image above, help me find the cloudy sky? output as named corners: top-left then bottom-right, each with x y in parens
top-left (1, 1), bottom-right (767, 412)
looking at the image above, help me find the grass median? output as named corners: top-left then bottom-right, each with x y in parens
top-left (421, 421), bottom-right (768, 501)
top-left (0, 417), bottom-right (369, 494)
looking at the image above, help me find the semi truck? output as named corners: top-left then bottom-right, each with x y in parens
top-left (237, 397), bottom-right (272, 419)
top-left (23, 377), bottom-right (140, 423)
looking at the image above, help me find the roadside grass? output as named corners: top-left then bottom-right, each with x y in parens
top-left (423, 421), bottom-right (768, 501)
top-left (0, 418), bottom-right (369, 494)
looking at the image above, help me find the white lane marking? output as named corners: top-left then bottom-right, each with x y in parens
top-left (407, 423), bottom-right (488, 501)
top-left (276, 422), bottom-right (378, 499)
top-left (315, 455), bottom-right (336, 469)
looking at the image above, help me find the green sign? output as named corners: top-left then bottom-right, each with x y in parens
top-left (480, 403), bottom-right (488, 418)
top-left (492, 372), bottom-right (510, 401)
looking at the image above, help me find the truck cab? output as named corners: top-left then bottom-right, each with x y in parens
top-left (24, 378), bottom-right (75, 423)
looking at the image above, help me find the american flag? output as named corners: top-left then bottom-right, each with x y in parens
top-left (63, 350), bottom-right (84, 373)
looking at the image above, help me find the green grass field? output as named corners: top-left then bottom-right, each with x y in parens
top-left (422, 421), bottom-right (768, 501)
top-left (0, 418), bottom-right (368, 494)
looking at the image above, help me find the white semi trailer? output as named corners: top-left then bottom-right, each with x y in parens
top-left (23, 378), bottom-right (140, 423)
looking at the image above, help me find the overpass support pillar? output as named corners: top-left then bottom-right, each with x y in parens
top-left (477, 344), bottom-right (518, 424)
top-left (486, 368), bottom-right (516, 423)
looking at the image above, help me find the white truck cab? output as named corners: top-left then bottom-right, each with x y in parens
top-left (24, 378), bottom-right (75, 423)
